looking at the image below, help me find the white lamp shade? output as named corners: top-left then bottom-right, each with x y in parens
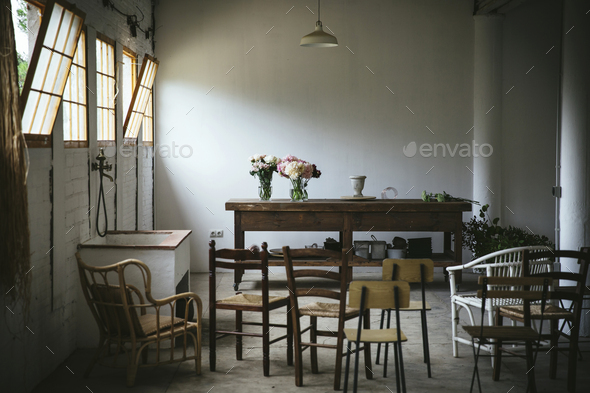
top-left (300, 22), bottom-right (338, 47)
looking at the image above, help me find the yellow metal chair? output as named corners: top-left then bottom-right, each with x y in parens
top-left (343, 281), bottom-right (410, 393)
top-left (377, 258), bottom-right (433, 377)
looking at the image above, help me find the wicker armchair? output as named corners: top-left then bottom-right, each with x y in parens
top-left (446, 246), bottom-right (552, 357)
top-left (76, 252), bottom-right (202, 387)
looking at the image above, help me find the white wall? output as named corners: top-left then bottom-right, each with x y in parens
top-left (155, 0), bottom-right (477, 272)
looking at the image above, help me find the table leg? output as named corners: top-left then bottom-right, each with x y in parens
top-left (234, 212), bottom-right (244, 291)
top-left (343, 214), bottom-right (353, 282)
top-left (448, 227), bottom-right (464, 285)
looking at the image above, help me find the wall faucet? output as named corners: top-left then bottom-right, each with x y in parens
top-left (92, 148), bottom-right (113, 182)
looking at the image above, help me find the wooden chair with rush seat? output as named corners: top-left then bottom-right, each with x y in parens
top-left (494, 248), bottom-right (590, 393)
top-left (344, 280), bottom-right (411, 393)
top-left (282, 246), bottom-right (371, 390)
top-left (463, 276), bottom-right (552, 393)
top-left (376, 258), bottom-right (434, 378)
top-left (208, 240), bottom-right (292, 376)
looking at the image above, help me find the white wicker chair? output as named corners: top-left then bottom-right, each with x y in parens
top-left (447, 246), bottom-right (553, 358)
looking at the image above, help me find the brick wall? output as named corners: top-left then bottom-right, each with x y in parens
top-left (139, 146), bottom-right (154, 229)
top-left (120, 148), bottom-right (138, 229)
top-left (0, 1), bottom-right (156, 391)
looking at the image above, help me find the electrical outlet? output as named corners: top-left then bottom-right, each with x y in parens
top-left (215, 229), bottom-right (224, 237)
top-left (209, 230), bottom-right (216, 237)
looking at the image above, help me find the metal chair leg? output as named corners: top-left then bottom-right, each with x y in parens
top-left (393, 342), bottom-right (401, 393)
top-left (344, 341), bottom-right (352, 393)
top-left (422, 309), bottom-right (432, 378)
top-left (353, 342), bottom-right (361, 393)
top-left (376, 309), bottom-right (386, 365)
top-left (397, 341), bottom-right (407, 393)
top-left (470, 337), bottom-right (483, 393)
top-left (384, 309), bottom-right (392, 377)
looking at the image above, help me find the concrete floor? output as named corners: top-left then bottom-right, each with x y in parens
top-left (32, 269), bottom-right (589, 392)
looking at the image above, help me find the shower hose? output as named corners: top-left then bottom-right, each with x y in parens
top-left (96, 168), bottom-right (108, 237)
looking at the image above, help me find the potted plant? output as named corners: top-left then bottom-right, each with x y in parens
top-left (461, 204), bottom-right (554, 259)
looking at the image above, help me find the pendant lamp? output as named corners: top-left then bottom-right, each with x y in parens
top-left (300, 0), bottom-right (338, 47)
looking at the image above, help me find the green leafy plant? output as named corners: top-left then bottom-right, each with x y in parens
top-left (422, 190), bottom-right (480, 204)
top-left (461, 204), bottom-right (554, 259)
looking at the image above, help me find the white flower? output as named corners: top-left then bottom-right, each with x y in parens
top-left (285, 161), bottom-right (305, 179)
top-left (249, 154), bottom-right (265, 162)
top-left (264, 155), bottom-right (278, 164)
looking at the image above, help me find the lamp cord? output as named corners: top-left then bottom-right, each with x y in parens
top-left (318, 0), bottom-right (321, 22)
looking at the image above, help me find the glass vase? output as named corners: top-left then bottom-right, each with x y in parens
top-left (289, 178), bottom-right (305, 202)
top-left (303, 179), bottom-right (309, 201)
top-left (258, 184), bottom-right (272, 201)
top-left (258, 173), bottom-right (273, 201)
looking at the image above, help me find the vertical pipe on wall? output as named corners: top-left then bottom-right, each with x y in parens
top-left (473, 15), bottom-right (504, 219)
top-left (554, 0), bottom-right (565, 251)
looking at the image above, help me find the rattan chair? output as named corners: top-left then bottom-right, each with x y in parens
top-left (376, 258), bottom-right (433, 378)
top-left (282, 246), bottom-right (370, 390)
top-left (495, 248), bottom-right (590, 392)
top-left (76, 253), bottom-right (202, 387)
top-left (209, 240), bottom-right (292, 376)
top-left (464, 276), bottom-right (552, 393)
top-left (343, 281), bottom-right (411, 393)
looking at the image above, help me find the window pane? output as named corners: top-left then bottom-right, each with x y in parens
top-left (31, 93), bottom-right (50, 135)
top-left (63, 31), bottom-right (86, 142)
top-left (22, 1), bottom-right (84, 136)
top-left (43, 4), bottom-right (64, 49)
top-left (77, 68), bottom-right (86, 104)
top-left (53, 55), bottom-right (71, 94)
top-left (54, 10), bottom-right (72, 53)
top-left (22, 91), bottom-right (40, 134)
top-left (123, 56), bottom-right (158, 138)
top-left (96, 36), bottom-right (115, 141)
top-left (64, 16), bottom-right (81, 57)
top-left (31, 48), bottom-right (51, 91)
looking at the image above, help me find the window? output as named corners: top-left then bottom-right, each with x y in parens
top-left (20, 0), bottom-right (85, 145)
top-left (62, 30), bottom-right (87, 145)
top-left (96, 34), bottom-right (115, 143)
top-left (142, 92), bottom-right (153, 145)
top-left (122, 48), bottom-right (137, 118)
top-left (123, 55), bottom-right (159, 139)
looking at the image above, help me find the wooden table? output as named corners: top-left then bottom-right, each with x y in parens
top-left (226, 198), bottom-right (471, 289)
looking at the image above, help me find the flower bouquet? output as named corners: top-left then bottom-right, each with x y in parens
top-left (277, 155), bottom-right (321, 201)
top-left (249, 154), bottom-right (280, 201)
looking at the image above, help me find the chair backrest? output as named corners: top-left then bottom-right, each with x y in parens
top-left (282, 246), bottom-right (349, 319)
top-left (523, 247), bottom-right (590, 320)
top-left (76, 252), bottom-right (152, 338)
top-left (477, 276), bottom-right (553, 328)
top-left (209, 240), bottom-right (270, 308)
top-left (382, 259), bottom-right (434, 283)
top-left (349, 281), bottom-right (410, 310)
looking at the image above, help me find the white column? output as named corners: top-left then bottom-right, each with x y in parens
top-left (559, 0), bottom-right (590, 336)
top-left (473, 15), bottom-right (504, 219)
